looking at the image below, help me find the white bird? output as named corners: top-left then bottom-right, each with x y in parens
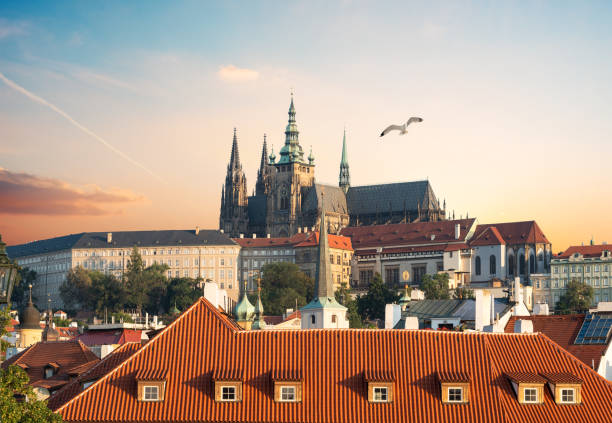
top-left (380, 117), bottom-right (423, 137)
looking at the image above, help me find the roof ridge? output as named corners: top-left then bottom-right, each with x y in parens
top-left (56, 298), bottom-right (211, 414)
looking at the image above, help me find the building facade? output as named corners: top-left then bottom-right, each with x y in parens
top-left (533, 244), bottom-right (612, 308)
top-left (7, 229), bottom-right (241, 308)
top-left (220, 95), bottom-right (447, 239)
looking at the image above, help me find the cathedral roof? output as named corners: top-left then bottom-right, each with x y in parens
top-left (346, 180), bottom-right (439, 216)
top-left (302, 184), bottom-right (348, 215)
top-left (471, 221), bottom-right (550, 246)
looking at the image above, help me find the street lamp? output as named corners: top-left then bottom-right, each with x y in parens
top-left (0, 233), bottom-right (18, 310)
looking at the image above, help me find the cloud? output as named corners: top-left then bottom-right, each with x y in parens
top-left (0, 168), bottom-right (144, 216)
top-left (0, 18), bottom-right (28, 39)
top-left (217, 65), bottom-right (259, 82)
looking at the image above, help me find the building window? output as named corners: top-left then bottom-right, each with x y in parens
top-left (280, 386), bottom-right (296, 402)
top-left (447, 387), bottom-right (463, 403)
top-left (385, 267), bottom-right (399, 285)
top-left (524, 388), bottom-right (538, 403)
top-left (561, 388), bottom-right (575, 403)
top-left (372, 387), bottom-right (389, 402)
top-left (508, 255), bottom-right (514, 275)
top-left (489, 255), bottom-right (496, 275)
top-left (412, 266), bottom-right (426, 283)
top-left (331, 314), bottom-right (337, 323)
top-left (520, 254), bottom-right (526, 275)
top-left (143, 386), bottom-right (159, 401)
top-left (330, 254), bottom-right (334, 264)
top-left (311, 315), bottom-right (315, 324)
top-left (475, 256), bottom-right (481, 276)
top-left (45, 367), bottom-right (54, 379)
top-left (359, 270), bottom-right (374, 285)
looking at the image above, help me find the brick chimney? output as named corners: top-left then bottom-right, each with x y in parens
top-left (195, 226), bottom-right (200, 235)
top-left (454, 224), bottom-right (461, 240)
top-left (107, 232), bottom-right (112, 243)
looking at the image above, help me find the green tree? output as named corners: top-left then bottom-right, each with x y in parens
top-left (163, 277), bottom-right (201, 314)
top-left (420, 273), bottom-right (451, 300)
top-left (0, 308), bottom-right (63, 422)
top-left (10, 267), bottom-right (38, 312)
top-left (259, 262), bottom-right (314, 316)
top-left (454, 286), bottom-right (475, 299)
top-left (356, 273), bottom-right (400, 322)
top-left (557, 279), bottom-right (594, 314)
top-left (125, 247), bottom-right (148, 313)
top-left (142, 263), bottom-right (170, 315)
top-left (59, 266), bottom-right (94, 312)
top-left (335, 282), bottom-right (363, 328)
top-left (90, 272), bottom-right (127, 314)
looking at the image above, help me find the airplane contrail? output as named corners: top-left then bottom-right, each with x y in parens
top-left (0, 71), bottom-right (165, 183)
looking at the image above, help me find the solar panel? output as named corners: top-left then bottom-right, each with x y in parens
top-left (575, 314), bottom-right (612, 344)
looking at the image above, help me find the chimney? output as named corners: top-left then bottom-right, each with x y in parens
top-left (298, 227), bottom-right (302, 233)
top-left (430, 234), bottom-right (435, 241)
top-left (267, 234), bottom-right (270, 238)
top-left (514, 319), bottom-right (533, 333)
top-left (513, 277), bottom-right (523, 308)
top-left (239, 234), bottom-right (244, 238)
top-left (195, 226), bottom-right (200, 235)
top-left (252, 234), bottom-right (257, 239)
top-left (533, 303), bottom-right (549, 316)
top-left (475, 290), bottom-right (492, 331)
top-left (385, 304), bottom-right (402, 329)
top-left (590, 238), bottom-right (594, 246)
top-left (107, 232), bottom-right (112, 243)
top-left (220, 229), bottom-right (224, 234)
top-left (454, 224), bottom-right (460, 240)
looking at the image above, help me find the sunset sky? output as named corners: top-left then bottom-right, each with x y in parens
top-left (1, 1), bottom-right (611, 251)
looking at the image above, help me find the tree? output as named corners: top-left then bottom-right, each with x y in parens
top-left (125, 247), bottom-right (148, 314)
top-left (0, 308), bottom-right (63, 423)
top-left (60, 266), bottom-right (94, 312)
top-left (10, 267), bottom-right (38, 312)
top-left (335, 282), bottom-right (363, 328)
top-left (259, 262), bottom-right (314, 316)
top-left (420, 273), bottom-right (451, 300)
top-left (557, 279), bottom-right (594, 314)
top-left (454, 286), bottom-right (475, 299)
top-left (141, 263), bottom-right (170, 315)
top-left (163, 277), bottom-right (201, 314)
top-left (356, 273), bottom-right (400, 322)
top-left (89, 272), bottom-right (127, 314)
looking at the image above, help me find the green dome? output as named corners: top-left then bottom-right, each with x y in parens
top-left (234, 292), bottom-right (255, 321)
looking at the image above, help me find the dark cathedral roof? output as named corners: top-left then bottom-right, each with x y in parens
top-left (346, 180), bottom-right (440, 215)
top-left (247, 195), bottom-right (267, 226)
top-left (302, 184), bottom-right (348, 215)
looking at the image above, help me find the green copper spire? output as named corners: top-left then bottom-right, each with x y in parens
top-left (278, 93), bottom-right (305, 164)
top-left (251, 278), bottom-right (266, 330)
top-left (339, 128), bottom-right (350, 192)
top-left (234, 280), bottom-right (255, 322)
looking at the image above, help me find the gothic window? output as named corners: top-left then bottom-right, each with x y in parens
top-left (475, 256), bottom-right (481, 276)
top-left (489, 255), bottom-right (496, 275)
top-left (508, 255), bottom-right (515, 275)
top-left (520, 254), bottom-right (526, 275)
top-left (529, 254), bottom-right (535, 273)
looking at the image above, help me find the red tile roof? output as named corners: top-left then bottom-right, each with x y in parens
top-left (505, 372), bottom-right (547, 384)
top-left (541, 372), bottom-right (583, 384)
top-left (77, 328), bottom-right (142, 346)
top-left (471, 221), bottom-right (550, 246)
top-left (438, 371), bottom-right (471, 383)
top-left (505, 315), bottom-right (607, 370)
top-left (57, 326), bottom-right (79, 339)
top-left (470, 226), bottom-right (506, 246)
top-left (47, 342), bottom-right (141, 411)
top-left (1, 340), bottom-right (99, 389)
top-left (58, 298), bottom-right (612, 423)
top-left (557, 244), bottom-right (612, 259)
top-left (341, 219), bottom-right (475, 250)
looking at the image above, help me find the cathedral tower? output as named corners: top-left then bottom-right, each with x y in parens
top-left (339, 128), bottom-right (350, 193)
top-left (219, 128), bottom-right (249, 237)
top-left (266, 95), bottom-right (315, 237)
top-left (255, 134), bottom-right (272, 196)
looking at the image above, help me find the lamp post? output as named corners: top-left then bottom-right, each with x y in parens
top-left (0, 233), bottom-right (18, 310)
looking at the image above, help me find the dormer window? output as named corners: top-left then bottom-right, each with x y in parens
top-left (135, 369), bottom-right (167, 402)
top-left (45, 367), bottom-right (54, 379)
top-left (542, 372), bottom-right (582, 405)
top-left (364, 370), bottom-right (394, 403)
top-left (271, 369), bottom-right (302, 403)
top-left (505, 372), bottom-right (545, 405)
top-left (438, 372), bottom-right (470, 404)
top-left (213, 369), bottom-right (243, 403)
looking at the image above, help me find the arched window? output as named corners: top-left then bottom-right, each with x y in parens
top-left (475, 256), bottom-right (481, 276)
top-left (490, 255), bottom-right (496, 275)
top-left (529, 254), bottom-right (535, 273)
top-left (311, 315), bottom-right (315, 325)
top-left (508, 255), bottom-right (514, 276)
top-left (520, 254), bottom-right (526, 275)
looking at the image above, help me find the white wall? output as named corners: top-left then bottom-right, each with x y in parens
top-left (471, 245), bottom-right (505, 282)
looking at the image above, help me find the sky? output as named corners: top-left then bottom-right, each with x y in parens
top-left (0, 1), bottom-right (611, 251)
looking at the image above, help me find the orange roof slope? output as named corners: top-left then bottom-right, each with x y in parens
top-left (472, 221), bottom-right (550, 245)
top-left (59, 298), bottom-right (612, 423)
top-left (341, 219), bottom-right (475, 249)
top-left (557, 244), bottom-right (612, 259)
top-left (2, 340), bottom-right (99, 388)
top-left (48, 342), bottom-right (142, 411)
top-left (505, 315), bottom-right (607, 370)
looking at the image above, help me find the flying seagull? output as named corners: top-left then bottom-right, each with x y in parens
top-left (380, 117), bottom-right (423, 137)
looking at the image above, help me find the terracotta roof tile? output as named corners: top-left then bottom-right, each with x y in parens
top-left (77, 329), bottom-right (142, 346)
top-left (472, 221), bottom-right (550, 245)
top-left (58, 298), bottom-right (612, 423)
top-left (364, 369), bottom-right (395, 382)
top-left (504, 372), bottom-right (547, 384)
top-left (505, 315), bottom-right (607, 369)
top-left (438, 371), bottom-right (471, 383)
top-left (541, 372), bottom-right (583, 384)
top-left (135, 368), bottom-right (168, 381)
top-left (271, 369), bottom-right (303, 381)
top-left (557, 244), bottom-right (612, 259)
top-left (470, 226), bottom-right (506, 246)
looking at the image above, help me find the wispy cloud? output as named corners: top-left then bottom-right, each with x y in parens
top-left (217, 64), bottom-right (259, 82)
top-left (0, 168), bottom-right (144, 215)
top-left (0, 18), bottom-right (28, 39)
top-left (72, 69), bottom-right (137, 91)
top-left (0, 71), bottom-right (164, 183)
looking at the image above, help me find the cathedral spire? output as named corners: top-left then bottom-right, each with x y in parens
top-left (339, 128), bottom-right (350, 193)
top-left (259, 134), bottom-right (268, 171)
top-left (256, 134), bottom-right (271, 196)
top-left (229, 127), bottom-right (241, 170)
top-left (278, 93), bottom-right (304, 163)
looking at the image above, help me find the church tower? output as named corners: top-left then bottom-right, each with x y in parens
top-left (255, 134), bottom-right (272, 196)
top-left (339, 128), bottom-right (350, 193)
top-left (219, 128), bottom-right (249, 237)
top-left (301, 208), bottom-right (349, 329)
top-left (266, 94), bottom-right (315, 237)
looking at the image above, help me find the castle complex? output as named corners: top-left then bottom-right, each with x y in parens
top-left (220, 95), bottom-right (447, 238)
